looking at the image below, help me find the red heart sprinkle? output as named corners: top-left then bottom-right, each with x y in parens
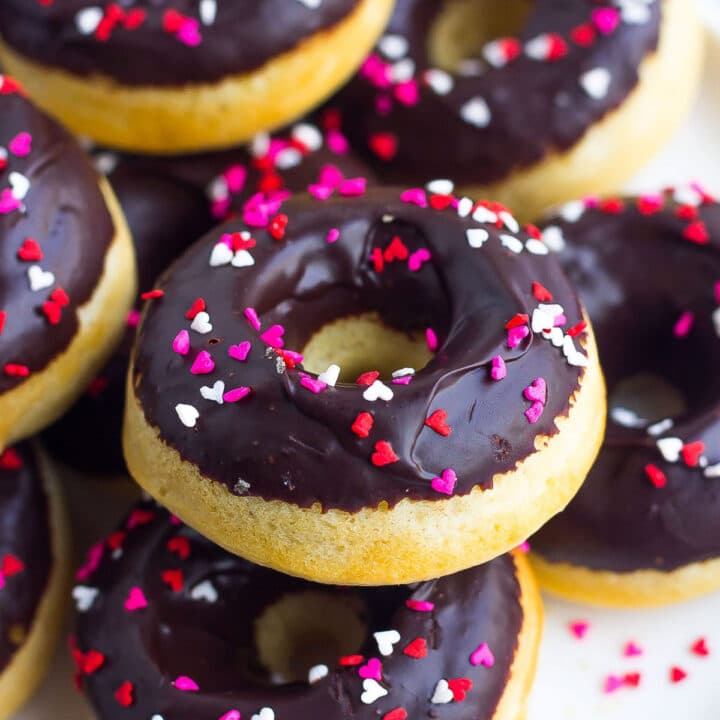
top-left (184, 297), bottom-right (206, 320)
top-left (447, 677), bottom-right (473, 702)
top-left (3, 364), bottom-right (30, 377)
top-left (644, 464), bottom-right (667, 488)
top-left (17, 238), bottom-right (42, 262)
top-left (0, 448), bottom-right (23, 470)
top-left (230, 232), bottom-right (256, 251)
top-left (339, 654), bottom-right (364, 666)
top-left (0, 311), bottom-right (6, 336)
top-left (681, 440), bottom-right (705, 467)
top-left (691, 637), bottom-right (709, 656)
top-left (82, 649), bottom-right (106, 675)
top-left (106, 531), bottom-right (126, 550)
top-left (566, 321), bottom-right (587, 338)
top-left (371, 441), bottom-right (398, 467)
top-left (1, 554), bottom-right (24, 577)
top-left (383, 710), bottom-right (407, 720)
top-left (167, 536), bottom-right (191, 559)
top-left (41, 300), bottom-right (62, 325)
top-left (356, 370), bottom-right (380, 387)
top-left (675, 204), bottom-right (698, 220)
top-left (601, 198), bottom-right (624, 214)
top-left (425, 409), bottom-right (451, 437)
top-left (369, 132), bottom-right (398, 161)
top-left (623, 672), bottom-right (641, 688)
top-left (403, 637), bottom-right (428, 659)
top-left (430, 194), bottom-right (454, 210)
top-left (670, 666), bottom-right (687, 684)
top-left (140, 289), bottom-right (164, 300)
top-left (163, 8), bottom-right (184, 32)
top-left (161, 569), bottom-right (184, 592)
top-left (683, 221), bottom-right (709, 244)
top-left (50, 287), bottom-right (69, 307)
top-left (547, 34), bottom-right (568, 60)
top-left (383, 236), bottom-right (409, 263)
top-left (505, 313), bottom-right (529, 329)
top-left (114, 681), bottom-right (134, 707)
top-left (570, 23), bottom-right (596, 46)
top-left (532, 281), bottom-right (553, 302)
top-left (352, 412), bottom-right (374, 438)
top-left (269, 213), bottom-right (289, 241)
top-left (123, 8), bottom-right (146, 28)
top-left (371, 247), bottom-right (385, 273)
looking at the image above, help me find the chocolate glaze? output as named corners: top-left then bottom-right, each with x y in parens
top-left (331, 0), bottom-right (661, 186)
top-left (132, 187), bottom-right (587, 511)
top-left (0, 0), bottom-right (361, 87)
top-left (531, 191), bottom-right (720, 573)
top-left (0, 444), bottom-right (52, 674)
top-left (43, 125), bottom-right (374, 474)
top-left (0, 78), bottom-right (114, 394)
top-left (74, 501), bottom-right (524, 720)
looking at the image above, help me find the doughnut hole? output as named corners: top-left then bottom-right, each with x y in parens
top-left (428, 0), bottom-right (531, 73)
top-left (254, 591), bottom-right (367, 683)
top-left (301, 312), bottom-right (432, 383)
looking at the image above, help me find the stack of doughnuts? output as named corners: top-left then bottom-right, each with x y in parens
top-left (0, 0), bottom-right (711, 717)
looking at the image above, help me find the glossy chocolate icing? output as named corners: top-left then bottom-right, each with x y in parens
top-left (0, 0), bottom-right (361, 86)
top-left (531, 190), bottom-right (720, 573)
top-left (0, 77), bottom-right (114, 394)
top-left (131, 187), bottom-right (587, 511)
top-left (332, 0), bottom-right (661, 186)
top-left (74, 501), bottom-right (524, 720)
top-left (0, 443), bottom-right (52, 674)
top-left (43, 124), bottom-right (374, 474)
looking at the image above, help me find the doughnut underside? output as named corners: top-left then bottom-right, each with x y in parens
top-left (0, 180), bottom-right (136, 450)
top-left (0, 0), bottom-right (394, 154)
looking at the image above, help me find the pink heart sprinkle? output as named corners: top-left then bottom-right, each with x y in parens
top-left (524, 377), bottom-right (547, 405)
top-left (431, 468), bottom-right (457, 495)
top-left (507, 325), bottom-right (529, 349)
top-left (318, 164), bottom-right (344, 188)
top-left (190, 350), bottom-right (215, 375)
top-left (525, 400), bottom-right (544, 424)
top-left (394, 79), bottom-right (419, 106)
top-left (392, 375), bottom-right (412, 385)
top-left (0, 189), bottom-right (21, 214)
top-left (406, 599), bottom-right (434, 612)
top-left (172, 329), bottom-right (190, 356)
top-left (223, 387), bottom-right (251, 403)
top-left (326, 228), bottom-right (340, 243)
top-left (219, 712), bottom-right (241, 720)
top-left (228, 341), bottom-right (251, 361)
top-left (470, 643), bottom-right (495, 667)
top-left (400, 188), bottom-right (428, 208)
top-left (283, 350), bottom-right (304, 363)
top-left (673, 311), bottom-right (694, 338)
top-left (624, 641), bottom-right (643, 657)
top-left (300, 374), bottom-right (327, 394)
top-left (126, 309), bottom-right (141, 327)
top-left (604, 675), bottom-right (623, 694)
top-left (8, 132), bottom-right (31, 156)
top-left (408, 248), bottom-right (431, 272)
top-left (177, 18), bottom-right (201, 46)
top-left (124, 587), bottom-right (148, 612)
top-left (426, 328), bottom-right (438, 352)
top-left (244, 307), bottom-right (261, 330)
top-left (490, 355), bottom-right (506, 381)
top-left (591, 7), bottom-right (620, 35)
top-left (76, 543), bottom-right (103, 581)
top-left (243, 205), bottom-right (270, 228)
top-left (260, 324), bottom-right (285, 349)
top-left (358, 657), bottom-right (383, 681)
top-left (223, 165), bottom-right (247, 194)
top-left (338, 178), bottom-right (367, 197)
top-left (327, 129), bottom-right (349, 155)
top-left (174, 676), bottom-right (200, 692)
top-left (569, 621), bottom-right (589, 639)
top-left (308, 184), bottom-right (334, 201)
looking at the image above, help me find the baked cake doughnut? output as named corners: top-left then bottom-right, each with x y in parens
top-left (0, 443), bottom-right (71, 720)
top-left (0, 76), bottom-right (135, 449)
top-left (43, 122), bottom-right (373, 476)
top-left (0, 0), bottom-right (395, 154)
top-left (530, 186), bottom-right (720, 607)
top-left (124, 187), bottom-right (605, 585)
top-left (331, 0), bottom-right (703, 219)
top-left (73, 501), bottom-right (541, 720)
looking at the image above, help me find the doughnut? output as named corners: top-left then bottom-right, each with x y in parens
top-left (123, 186), bottom-right (605, 585)
top-left (0, 443), bottom-right (71, 719)
top-left (329, 0), bottom-right (703, 220)
top-left (72, 501), bottom-right (541, 720)
top-left (43, 122), bottom-right (373, 476)
top-left (530, 186), bottom-right (720, 607)
top-left (0, 75), bottom-right (135, 449)
top-left (0, 0), bottom-right (395, 154)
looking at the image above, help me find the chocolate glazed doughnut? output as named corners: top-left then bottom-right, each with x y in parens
top-left (330, 0), bottom-right (702, 219)
top-left (530, 187), bottom-right (720, 607)
top-left (72, 502), bottom-right (541, 720)
top-left (124, 187), bottom-right (605, 585)
top-left (0, 0), bottom-right (395, 153)
top-left (0, 76), bottom-right (135, 449)
top-left (43, 122), bottom-right (374, 476)
top-left (0, 443), bottom-right (71, 720)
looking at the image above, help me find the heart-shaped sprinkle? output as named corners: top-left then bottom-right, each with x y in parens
top-left (431, 468), bottom-right (457, 495)
top-left (624, 641), bottom-right (643, 657)
top-left (491, 355), bottom-right (507, 381)
top-left (200, 381), bottom-right (225, 404)
top-left (209, 242), bottom-right (234, 267)
top-left (507, 325), bottom-right (529, 349)
top-left (161, 569), bottom-right (184, 592)
top-left (191, 311), bottom-right (212, 334)
top-left (124, 587), bottom-right (147, 612)
top-left (27, 265), bottom-right (55, 292)
top-left (352, 412), bottom-right (374, 438)
top-left (383, 236), bottom-right (409, 262)
top-left (8, 132), bottom-right (31, 157)
top-left (691, 637), bottom-right (709, 656)
top-left (591, 7), bottom-right (620, 34)
top-left (447, 677), bottom-right (473, 702)
top-left (374, 629), bottom-right (401, 656)
top-left (470, 642), bottom-right (495, 667)
top-left (172, 329), bottom-right (190, 356)
top-left (403, 637), bottom-right (428, 659)
top-left (363, 380), bottom-right (394, 402)
top-left (681, 440), bottom-right (705, 467)
top-left (358, 658), bottom-right (382, 681)
top-left (232, 249), bottom-right (255, 268)
top-left (644, 464), bottom-right (667, 488)
top-left (318, 364), bottom-right (340, 387)
top-left (260, 324), bottom-right (285, 349)
top-left (167, 536), bottom-right (190, 559)
top-left (360, 678), bottom-right (387, 704)
top-left (173, 676), bottom-right (199, 692)
top-left (73, 585), bottom-right (99, 612)
top-left (223, 386), bottom-right (251, 403)
top-left (460, 97), bottom-right (491, 128)
top-left (604, 675), bottom-right (623, 694)
top-left (524, 377), bottom-right (547, 405)
top-left (17, 238), bottom-right (42, 262)
top-left (383, 709), bottom-right (407, 720)
top-left (75, 7), bottom-right (103, 34)
top-left (228, 341), bottom-right (251, 361)
top-left (399, 188), bottom-right (427, 207)
top-left (424, 68), bottom-right (454, 95)
top-left (580, 67), bottom-right (612, 99)
top-left (190, 350), bottom-right (215, 375)
top-left (569, 621), bottom-right (589, 639)
top-left (371, 441), bottom-right (398, 466)
top-left (408, 248), bottom-right (431, 271)
top-left (219, 712), bottom-right (240, 720)
top-left (175, 404), bottom-right (199, 428)
top-left (406, 599), bottom-right (434, 612)
top-left (670, 666), bottom-right (687, 683)
top-left (532, 281), bottom-right (553, 302)
top-left (525, 401), bottom-right (544, 424)
top-left (114, 681), bottom-right (134, 707)
top-left (308, 664), bottom-right (329, 684)
top-left (431, 679), bottom-right (454, 704)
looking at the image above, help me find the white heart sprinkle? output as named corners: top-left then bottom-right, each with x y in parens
top-left (378, 34), bottom-right (408, 60)
top-left (308, 664), bottom-right (329, 684)
top-left (274, 147), bottom-right (303, 170)
top-left (75, 7), bottom-right (103, 34)
top-left (199, 0), bottom-right (217, 24)
top-left (363, 380), bottom-right (394, 402)
top-left (580, 68), bottom-right (612, 99)
top-left (620, 1), bottom-right (651, 24)
top-left (532, 308), bottom-right (555, 334)
top-left (525, 238), bottom-right (549, 255)
top-left (390, 58), bottom-right (415, 83)
top-left (472, 205), bottom-right (498, 224)
top-left (251, 708), bottom-right (275, 720)
top-left (547, 326), bottom-right (564, 347)
top-left (431, 678), bottom-right (454, 704)
top-left (27, 264), bottom-right (55, 292)
top-left (175, 404), bottom-right (199, 428)
top-left (200, 381), bottom-right (225, 405)
top-left (541, 225), bottom-right (566, 252)
top-left (457, 197), bottom-right (474, 218)
top-left (291, 123), bottom-right (323, 152)
top-left (610, 407), bottom-right (647, 429)
top-left (9, 172), bottom-right (30, 200)
top-left (538, 303), bottom-right (564, 317)
top-left (424, 68), bottom-right (454, 95)
top-left (191, 311), bottom-right (213, 334)
top-left (209, 242), bottom-right (234, 267)
top-left (525, 34), bottom-right (552, 61)
top-left (467, 228), bottom-right (489, 249)
top-left (559, 200), bottom-right (585, 223)
top-left (460, 97), bottom-right (491, 128)
top-left (499, 211), bottom-right (519, 233)
top-left (317, 364), bottom-right (340, 387)
top-left (656, 437), bottom-right (683, 463)
top-left (232, 250), bottom-right (255, 268)
top-left (647, 418), bottom-right (673, 436)
top-left (566, 350), bottom-right (588, 367)
top-left (72, 585), bottom-right (99, 612)
top-left (674, 186), bottom-right (703, 207)
top-left (392, 367), bottom-right (415, 378)
top-left (374, 629), bottom-right (401, 656)
top-left (705, 463), bottom-right (720, 478)
top-left (206, 175), bottom-right (228, 202)
top-left (151, 715), bottom-right (164, 720)
top-left (250, 132), bottom-right (271, 158)
top-left (500, 235), bottom-right (523, 254)
top-left (190, 580), bottom-right (218, 603)
top-left (426, 178), bottom-right (454, 195)
top-left (360, 678), bottom-right (388, 704)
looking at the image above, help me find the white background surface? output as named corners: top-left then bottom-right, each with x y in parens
top-left (15, 6), bottom-right (720, 720)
